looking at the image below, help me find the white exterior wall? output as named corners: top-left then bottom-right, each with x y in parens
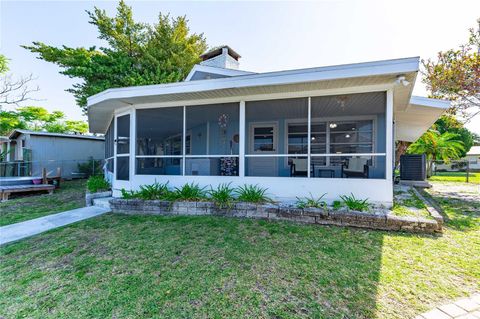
top-left (110, 85), bottom-right (395, 206)
top-left (113, 175), bottom-right (393, 206)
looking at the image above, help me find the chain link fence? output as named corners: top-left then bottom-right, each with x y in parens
top-left (0, 158), bottom-right (105, 179)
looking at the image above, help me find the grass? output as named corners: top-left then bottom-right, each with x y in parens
top-left (0, 181), bottom-right (478, 318)
top-left (429, 171), bottom-right (480, 184)
top-left (392, 189), bottom-right (432, 219)
top-left (0, 179), bottom-right (86, 226)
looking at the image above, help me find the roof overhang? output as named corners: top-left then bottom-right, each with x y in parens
top-left (184, 64), bottom-right (255, 81)
top-left (8, 129), bottom-right (104, 141)
top-left (88, 57), bottom-right (421, 133)
top-left (395, 96), bottom-right (450, 142)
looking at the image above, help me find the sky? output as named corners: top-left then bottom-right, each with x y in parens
top-left (1, 0), bottom-right (479, 134)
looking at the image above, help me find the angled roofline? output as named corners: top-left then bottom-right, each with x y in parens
top-left (8, 129), bottom-right (104, 141)
top-left (467, 146), bottom-right (480, 156)
top-left (88, 56), bottom-right (420, 108)
top-left (409, 96), bottom-right (451, 109)
top-left (200, 45), bottom-right (241, 60)
top-left (184, 64), bottom-right (256, 81)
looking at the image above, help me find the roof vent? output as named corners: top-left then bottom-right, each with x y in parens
top-left (199, 45), bottom-right (240, 70)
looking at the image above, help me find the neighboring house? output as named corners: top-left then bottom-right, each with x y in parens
top-left (87, 45), bottom-right (449, 205)
top-left (434, 146), bottom-right (480, 172)
top-left (0, 136), bottom-right (9, 160)
top-left (1, 129), bottom-right (104, 178)
top-left (466, 146), bottom-right (480, 170)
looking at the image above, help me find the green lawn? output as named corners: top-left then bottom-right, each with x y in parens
top-left (0, 182), bottom-right (478, 318)
top-left (0, 179), bottom-right (86, 226)
top-left (392, 188), bottom-right (432, 219)
top-left (429, 171), bottom-right (480, 184)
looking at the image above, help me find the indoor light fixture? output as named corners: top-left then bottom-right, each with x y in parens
top-left (395, 75), bottom-right (410, 87)
top-left (329, 123), bottom-right (337, 129)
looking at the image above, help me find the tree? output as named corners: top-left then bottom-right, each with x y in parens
top-left (407, 130), bottom-right (465, 176)
top-left (23, 1), bottom-right (207, 113)
top-left (0, 106), bottom-right (88, 135)
top-left (422, 18), bottom-right (480, 121)
top-left (0, 54), bottom-right (39, 106)
top-left (0, 54), bottom-right (8, 74)
top-left (434, 114), bottom-right (475, 157)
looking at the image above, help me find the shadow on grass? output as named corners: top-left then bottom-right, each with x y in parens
top-left (0, 212), bottom-right (447, 319)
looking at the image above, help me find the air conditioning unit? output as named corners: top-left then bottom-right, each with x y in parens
top-left (400, 154), bottom-right (426, 181)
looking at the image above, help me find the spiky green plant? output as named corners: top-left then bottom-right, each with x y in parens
top-left (295, 193), bottom-right (327, 209)
top-left (235, 184), bottom-right (271, 204)
top-left (208, 183), bottom-right (236, 209)
top-left (339, 193), bottom-right (371, 212)
top-left (121, 188), bottom-right (139, 199)
top-left (332, 200), bottom-right (343, 210)
top-left (137, 181), bottom-right (171, 200)
top-left (172, 183), bottom-right (207, 201)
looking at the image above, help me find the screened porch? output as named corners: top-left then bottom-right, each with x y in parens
top-left (110, 91), bottom-right (388, 181)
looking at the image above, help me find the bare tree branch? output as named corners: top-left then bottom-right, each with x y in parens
top-left (0, 73), bottom-right (40, 106)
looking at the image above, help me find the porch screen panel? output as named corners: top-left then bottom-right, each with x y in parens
top-left (136, 107), bottom-right (184, 175)
top-left (105, 119), bottom-right (115, 173)
top-left (310, 92), bottom-right (386, 179)
top-left (185, 103), bottom-right (239, 176)
top-left (245, 98), bottom-right (308, 177)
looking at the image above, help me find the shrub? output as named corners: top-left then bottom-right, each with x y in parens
top-left (296, 193), bottom-right (327, 209)
top-left (121, 188), bottom-right (139, 199)
top-left (339, 193), bottom-right (371, 212)
top-left (332, 200), bottom-right (343, 210)
top-left (137, 181), bottom-right (171, 200)
top-left (77, 157), bottom-right (102, 177)
top-left (235, 184), bottom-right (271, 203)
top-left (172, 183), bottom-right (207, 201)
top-left (86, 175), bottom-right (110, 193)
top-left (208, 183), bottom-right (236, 209)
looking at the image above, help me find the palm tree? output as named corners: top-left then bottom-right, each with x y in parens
top-left (407, 130), bottom-right (465, 177)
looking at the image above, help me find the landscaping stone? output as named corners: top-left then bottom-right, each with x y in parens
top-left (85, 191), bottom-right (112, 206)
top-left (417, 293), bottom-right (480, 319)
top-left (109, 198), bottom-right (442, 234)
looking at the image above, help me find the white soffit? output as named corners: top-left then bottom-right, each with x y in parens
top-left (88, 57), bottom-right (420, 133)
top-left (395, 96), bottom-right (450, 142)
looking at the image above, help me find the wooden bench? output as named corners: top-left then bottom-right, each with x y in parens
top-left (0, 184), bottom-right (55, 201)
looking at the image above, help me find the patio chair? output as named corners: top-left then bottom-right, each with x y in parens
top-left (341, 157), bottom-right (370, 178)
top-left (289, 158), bottom-right (308, 177)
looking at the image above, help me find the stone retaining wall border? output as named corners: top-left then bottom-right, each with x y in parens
top-left (109, 199), bottom-right (442, 234)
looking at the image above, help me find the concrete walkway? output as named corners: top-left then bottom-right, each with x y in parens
top-left (0, 206), bottom-right (110, 245)
top-left (416, 293), bottom-right (480, 319)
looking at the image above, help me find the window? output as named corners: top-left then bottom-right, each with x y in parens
top-left (310, 92), bottom-right (386, 178)
top-left (246, 98), bottom-right (308, 177)
top-left (329, 120), bottom-right (373, 154)
top-left (253, 126), bottom-right (275, 152)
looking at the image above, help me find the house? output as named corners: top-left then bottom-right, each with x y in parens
top-left (1, 129), bottom-right (105, 178)
top-left (466, 146), bottom-right (480, 171)
top-left (87, 46), bottom-right (449, 205)
top-left (434, 146), bottom-right (480, 172)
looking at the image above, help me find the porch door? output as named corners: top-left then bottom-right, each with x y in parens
top-left (115, 112), bottom-right (131, 188)
top-left (248, 123), bottom-right (278, 176)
